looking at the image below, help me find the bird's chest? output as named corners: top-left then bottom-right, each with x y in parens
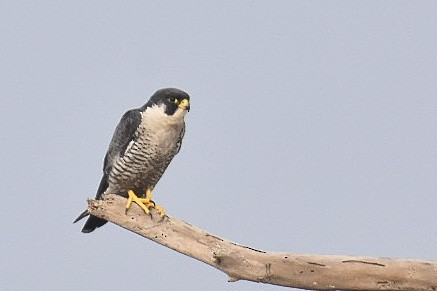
top-left (108, 123), bottom-right (182, 192)
top-left (117, 114), bottom-right (183, 176)
top-left (136, 122), bottom-right (181, 158)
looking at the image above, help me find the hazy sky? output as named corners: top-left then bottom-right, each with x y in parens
top-left (1, 1), bottom-right (436, 291)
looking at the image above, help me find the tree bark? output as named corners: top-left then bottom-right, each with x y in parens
top-left (87, 194), bottom-right (437, 291)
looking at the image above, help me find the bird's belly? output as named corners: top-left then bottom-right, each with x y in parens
top-left (106, 160), bottom-right (157, 196)
top-left (106, 139), bottom-right (179, 197)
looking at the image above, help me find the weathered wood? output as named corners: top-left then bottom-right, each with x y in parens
top-left (87, 194), bottom-right (437, 291)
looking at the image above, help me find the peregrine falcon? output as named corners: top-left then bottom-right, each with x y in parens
top-left (74, 88), bottom-right (190, 233)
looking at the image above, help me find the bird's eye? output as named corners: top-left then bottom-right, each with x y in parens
top-left (168, 97), bottom-right (178, 104)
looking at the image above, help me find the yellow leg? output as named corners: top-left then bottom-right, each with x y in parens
top-left (125, 189), bottom-right (152, 215)
top-left (125, 188), bottom-right (166, 217)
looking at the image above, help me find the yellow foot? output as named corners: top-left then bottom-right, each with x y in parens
top-left (125, 189), bottom-right (153, 215)
top-left (125, 189), bottom-right (166, 217)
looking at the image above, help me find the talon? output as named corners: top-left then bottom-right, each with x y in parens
top-left (145, 188), bottom-right (166, 216)
top-left (125, 188), bottom-right (166, 217)
top-left (126, 190), bottom-right (151, 215)
top-left (154, 205), bottom-right (166, 217)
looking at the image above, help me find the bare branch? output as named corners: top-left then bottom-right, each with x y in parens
top-left (87, 195), bottom-right (437, 291)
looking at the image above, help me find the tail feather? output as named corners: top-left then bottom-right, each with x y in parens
top-left (73, 209), bottom-right (108, 233)
top-left (73, 209), bottom-right (89, 223)
top-left (81, 215), bottom-right (107, 233)
top-left (75, 175), bottom-right (109, 233)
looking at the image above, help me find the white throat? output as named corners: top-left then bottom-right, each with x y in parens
top-left (141, 104), bottom-right (186, 129)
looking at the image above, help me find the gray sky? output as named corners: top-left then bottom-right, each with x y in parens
top-left (1, 1), bottom-right (436, 290)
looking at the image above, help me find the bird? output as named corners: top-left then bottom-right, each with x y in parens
top-left (74, 88), bottom-right (190, 233)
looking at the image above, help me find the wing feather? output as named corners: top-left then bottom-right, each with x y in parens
top-left (104, 109), bottom-right (142, 172)
top-left (95, 109), bottom-right (142, 199)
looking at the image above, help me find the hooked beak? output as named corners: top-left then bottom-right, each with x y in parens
top-left (178, 99), bottom-right (190, 111)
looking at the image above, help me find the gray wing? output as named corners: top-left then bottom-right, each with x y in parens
top-left (74, 109), bottom-right (143, 232)
top-left (96, 109), bottom-right (142, 199)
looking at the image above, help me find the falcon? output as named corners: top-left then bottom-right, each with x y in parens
top-left (74, 88), bottom-right (190, 233)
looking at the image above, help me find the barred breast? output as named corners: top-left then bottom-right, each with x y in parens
top-left (105, 107), bottom-right (185, 198)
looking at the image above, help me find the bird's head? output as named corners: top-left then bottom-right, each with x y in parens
top-left (145, 88), bottom-right (190, 117)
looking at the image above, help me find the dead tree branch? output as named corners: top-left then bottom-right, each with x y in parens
top-left (87, 194), bottom-right (437, 291)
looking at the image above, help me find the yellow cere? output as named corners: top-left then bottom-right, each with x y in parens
top-left (178, 99), bottom-right (190, 109)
